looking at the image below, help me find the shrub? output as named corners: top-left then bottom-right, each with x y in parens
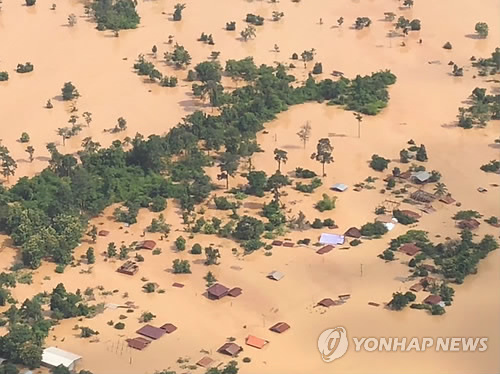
top-left (26, 0), bottom-right (36, 6)
top-left (480, 160), bottom-right (500, 173)
top-left (246, 13), bottom-right (264, 26)
top-left (360, 221), bottom-right (388, 237)
top-left (369, 154), bottom-right (390, 171)
top-left (55, 265), bottom-right (65, 273)
top-left (443, 42), bottom-right (452, 50)
top-left (431, 304), bottom-right (446, 315)
top-left (381, 249), bottom-right (394, 260)
top-left (409, 19), bottom-right (421, 30)
top-left (0, 72), bottom-right (8, 81)
top-left (243, 239), bottom-right (264, 252)
top-left (150, 196), bottom-right (167, 212)
top-left (485, 216), bottom-right (499, 225)
top-left (19, 132), bottom-right (30, 143)
top-left (152, 249), bottom-right (161, 255)
top-left (143, 282), bottom-right (157, 293)
top-left (242, 357), bottom-right (251, 363)
top-left (16, 62), bottom-right (34, 73)
top-left (175, 236), bottom-right (186, 251)
top-left (393, 210), bottom-right (418, 225)
top-left (350, 239), bottom-right (362, 246)
top-left (312, 62), bottom-right (323, 75)
top-left (323, 218), bottom-right (335, 227)
top-left (191, 243), bottom-right (202, 254)
top-left (80, 327), bottom-right (99, 338)
top-left (453, 210), bottom-right (482, 220)
top-left (475, 22), bottom-right (489, 38)
top-left (140, 311), bottom-right (156, 323)
top-left (315, 194), bottom-right (336, 212)
top-left (61, 82), bottom-right (79, 101)
top-left (226, 21), bottom-right (236, 31)
top-left (295, 167), bottom-right (317, 178)
top-left (291, 53), bottom-right (299, 60)
top-left (214, 196), bottom-right (237, 210)
top-left (172, 259), bottom-right (191, 273)
top-left (295, 178), bottom-right (322, 193)
top-left (114, 322), bottom-right (125, 330)
top-left (311, 218), bottom-right (323, 229)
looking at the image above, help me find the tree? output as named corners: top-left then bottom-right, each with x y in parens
top-left (311, 138), bottom-right (333, 176)
top-left (0, 145), bottom-right (17, 181)
top-left (172, 259), bottom-right (191, 273)
top-left (240, 25), bottom-right (256, 41)
top-left (204, 246), bottom-right (221, 265)
top-left (91, 0), bottom-right (140, 30)
top-left (25, 146), bottom-right (35, 163)
top-left (433, 182), bottom-right (448, 197)
top-left (266, 172), bottom-right (290, 202)
top-left (273, 149), bottom-right (288, 172)
top-left (403, 0), bottom-right (414, 7)
top-left (369, 154), bottom-right (390, 171)
top-left (152, 45), bottom-right (157, 58)
top-left (175, 236), bottom-right (186, 251)
top-left (353, 112), bottom-right (363, 138)
top-left (173, 3), bottom-right (186, 21)
top-left (233, 216), bottom-right (264, 241)
top-left (297, 121), bottom-right (312, 148)
top-left (204, 271), bottom-right (217, 286)
top-left (475, 22), bottom-right (488, 38)
top-left (88, 225), bottom-right (98, 243)
top-left (337, 17), bottom-right (344, 27)
top-left (416, 144), bottom-right (428, 161)
top-left (86, 247), bottom-right (95, 264)
top-left (19, 132), bottom-right (30, 143)
top-left (82, 112), bottom-right (92, 127)
top-left (218, 152), bottom-right (239, 189)
top-left (25, 0), bottom-right (36, 5)
top-left (246, 171), bottom-right (267, 197)
top-left (194, 61), bottom-right (222, 83)
top-left (68, 13), bottom-right (77, 26)
top-left (107, 242), bottom-right (117, 258)
top-left (164, 44), bottom-right (191, 68)
top-left (301, 49), bottom-right (315, 68)
top-left (61, 82), bottom-right (79, 101)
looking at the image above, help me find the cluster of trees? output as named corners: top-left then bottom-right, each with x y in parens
top-left (369, 154), bottom-right (390, 171)
top-left (198, 32), bottom-right (215, 45)
top-left (226, 21), bottom-right (236, 31)
top-left (393, 209), bottom-right (418, 225)
top-left (16, 63), bottom-right (34, 74)
top-left (400, 142), bottom-right (428, 163)
top-left (395, 16), bottom-right (421, 33)
top-left (90, 0), bottom-right (140, 30)
top-left (360, 221), bottom-right (388, 237)
top-left (295, 177), bottom-right (322, 193)
top-left (315, 194), bottom-right (336, 212)
top-left (0, 58), bottom-right (395, 269)
top-left (473, 48), bottom-right (500, 75)
top-left (389, 291), bottom-right (416, 310)
top-left (61, 82), bottom-right (79, 101)
top-left (165, 44), bottom-right (192, 68)
top-left (354, 17), bottom-right (371, 29)
top-left (172, 259), bottom-right (191, 273)
top-left (457, 87), bottom-right (500, 128)
top-left (480, 160), bottom-right (500, 173)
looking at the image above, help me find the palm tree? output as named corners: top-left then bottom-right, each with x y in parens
top-left (434, 182), bottom-right (448, 197)
top-left (353, 112), bottom-right (363, 138)
top-left (273, 148), bottom-right (288, 172)
top-left (57, 127), bottom-right (71, 146)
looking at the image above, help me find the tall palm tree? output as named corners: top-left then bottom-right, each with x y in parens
top-left (434, 182), bottom-right (448, 197)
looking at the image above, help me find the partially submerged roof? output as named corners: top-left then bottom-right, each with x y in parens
top-left (412, 171), bottom-right (431, 183)
top-left (136, 324), bottom-right (165, 340)
top-left (228, 287), bottom-right (242, 297)
top-left (138, 240), bottom-right (157, 250)
top-left (267, 271), bottom-right (284, 281)
top-left (126, 337), bottom-right (151, 351)
top-left (409, 283), bottom-right (424, 292)
top-left (42, 347), bottom-right (81, 368)
top-left (196, 356), bottom-right (214, 368)
top-left (317, 298), bottom-right (336, 307)
top-left (331, 183), bottom-right (348, 192)
top-left (423, 294), bottom-right (442, 305)
top-left (399, 243), bottom-right (421, 256)
top-left (218, 342), bottom-right (243, 357)
top-left (316, 245), bottom-right (334, 255)
top-left (98, 230), bottom-right (110, 237)
top-left (269, 322), bottom-right (290, 334)
top-left (271, 240), bottom-right (283, 246)
top-left (439, 195), bottom-right (456, 204)
top-left (319, 233), bottom-right (345, 245)
top-left (245, 335), bottom-right (269, 349)
top-left (344, 227), bottom-right (362, 238)
top-left (160, 323), bottom-right (177, 334)
top-left (207, 283), bottom-right (230, 298)
top-left (399, 210), bottom-right (422, 219)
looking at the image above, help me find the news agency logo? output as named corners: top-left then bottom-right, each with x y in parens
top-left (318, 327), bottom-right (488, 362)
top-left (317, 327), bottom-right (349, 362)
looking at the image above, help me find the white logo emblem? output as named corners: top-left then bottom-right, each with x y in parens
top-left (318, 327), bottom-right (349, 362)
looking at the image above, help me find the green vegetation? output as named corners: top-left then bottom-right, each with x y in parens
top-left (214, 196), bottom-right (238, 210)
top-left (172, 259), bottom-right (191, 273)
top-left (360, 221), bottom-right (388, 237)
top-left (246, 14), bottom-right (264, 26)
top-left (61, 82), bottom-right (79, 101)
top-left (315, 194), bottom-right (336, 212)
top-left (204, 271), bottom-right (217, 287)
top-left (165, 44), bottom-right (192, 68)
top-left (16, 63), bottom-right (34, 74)
top-left (389, 291), bottom-right (416, 310)
top-left (475, 22), bottom-right (488, 38)
top-left (453, 210), bottom-right (482, 220)
top-left (26, 0), bottom-right (36, 5)
top-left (226, 21), bottom-right (236, 31)
top-left (295, 167), bottom-right (317, 178)
top-left (393, 210), bottom-right (418, 225)
top-left (457, 87), bottom-right (500, 128)
top-left (191, 243), bottom-right (202, 254)
top-left (0, 72), bottom-right (8, 81)
top-left (175, 236), bottom-right (186, 251)
top-left (91, 0), bottom-right (140, 30)
top-left (473, 48), bottom-right (500, 75)
top-left (173, 3), bottom-right (186, 21)
top-left (354, 17), bottom-right (371, 30)
top-left (147, 214), bottom-right (171, 234)
top-left (369, 154), bottom-right (390, 171)
top-left (80, 327), bottom-right (99, 338)
top-left (240, 25), bottom-right (256, 41)
top-left (480, 160), bottom-right (500, 173)
top-left (140, 311), bottom-right (156, 323)
top-left (311, 138), bottom-right (334, 176)
top-left (443, 42), bottom-right (452, 50)
top-left (114, 322), bottom-right (125, 330)
top-left (295, 177), bottom-right (322, 193)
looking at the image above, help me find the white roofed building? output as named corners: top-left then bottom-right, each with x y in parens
top-left (42, 347), bottom-right (82, 371)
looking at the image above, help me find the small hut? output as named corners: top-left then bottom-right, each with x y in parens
top-left (126, 337), bottom-right (151, 351)
top-left (196, 357), bottom-right (214, 368)
top-left (409, 283), bottom-right (424, 292)
top-left (331, 183), bottom-right (348, 192)
top-left (207, 283), bottom-right (230, 300)
top-left (399, 210), bottom-right (422, 220)
top-left (217, 343), bottom-right (243, 357)
top-left (410, 190), bottom-right (435, 203)
top-left (267, 271), bottom-right (285, 281)
top-left (317, 298), bottom-right (336, 307)
top-left (412, 171), bottom-right (431, 184)
top-left (228, 287), bottom-right (242, 297)
top-left (399, 243), bottom-right (421, 256)
top-left (138, 240), bottom-right (157, 250)
top-left (269, 322), bottom-right (290, 334)
top-left (457, 219), bottom-right (480, 230)
top-left (136, 325), bottom-right (165, 340)
top-left (117, 261), bottom-right (139, 275)
top-left (344, 227), bottom-right (362, 238)
top-left (439, 195), bottom-right (456, 205)
top-left (245, 335), bottom-right (269, 349)
top-left (423, 294), bottom-right (442, 305)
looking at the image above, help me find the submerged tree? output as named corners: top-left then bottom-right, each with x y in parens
top-left (273, 148), bottom-right (288, 172)
top-left (173, 3), bottom-right (186, 21)
top-left (61, 82), bottom-right (79, 101)
top-left (240, 25), bottom-right (256, 41)
top-left (25, 146), bottom-right (35, 163)
top-left (297, 121), bottom-right (312, 148)
top-left (165, 44), bottom-right (191, 68)
top-left (0, 145), bottom-right (17, 181)
top-left (311, 138), bottom-right (334, 176)
top-left (475, 22), bottom-right (489, 38)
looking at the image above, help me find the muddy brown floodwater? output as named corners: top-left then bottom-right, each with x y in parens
top-left (0, 0), bottom-right (499, 373)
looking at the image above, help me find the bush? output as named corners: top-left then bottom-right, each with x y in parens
top-left (480, 160), bottom-right (500, 173)
top-left (172, 259), bottom-right (191, 274)
top-left (175, 236), bottom-right (186, 251)
top-left (246, 13), bottom-right (264, 26)
top-left (191, 243), bottom-right (202, 254)
top-left (80, 327), bottom-right (99, 338)
top-left (360, 221), bottom-right (388, 237)
top-left (475, 22), bottom-right (489, 38)
top-left (369, 154), bottom-right (390, 171)
top-left (315, 194), bottom-right (336, 212)
top-left (409, 19), bottom-right (421, 30)
top-left (382, 249), bottom-right (394, 260)
top-left (242, 357), bottom-right (251, 363)
top-left (443, 42), bottom-right (452, 50)
top-left (55, 265), bottom-right (65, 273)
top-left (242, 239), bottom-right (264, 252)
top-left (323, 218), bottom-right (335, 227)
top-left (150, 196), bottom-right (167, 212)
top-left (143, 282), bottom-right (157, 293)
top-left (140, 311), bottom-right (156, 323)
top-left (431, 304), bottom-right (446, 315)
top-left (214, 196), bottom-right (237, 210)
top-left (226, 21), bottom-right (236, 31)
top-left (0, 72), bottom-right (8, 81)
top-left (350, 239), bottom-right (362, 246)
top-left (295, 167), bottom-right (317, 178)
top-left (393, 210), bottom-right (418, 225)
top-left (311, 218), bottom-right (323, 229)
top-left (26, 0), bottom-right (36, 4)
top-left (312, 63), bottom-right (323, 75)
top-left (295, 178), bottom-right (322, 193)
top-left (291, 53), bottom-right (299, 60)
top-left (114, 322), bottom-right (125, 330)
top-left (453, 210), bottom-right (482, 220)
top-left (16, 62), bottom-right (34, 73)
top-left (61, 82), bottom-right (79, 101)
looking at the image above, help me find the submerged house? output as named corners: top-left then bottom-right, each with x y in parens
top-left (319, 233), bottom-right (345, 245)
top-left (42, 347), bottom-right (82, 371)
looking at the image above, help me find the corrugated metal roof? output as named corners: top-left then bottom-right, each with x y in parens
top-left (42, 347), bottom-right (81, 368)
top-left (331, 183), bottom-right (348, 191)
top-left (319, 233), bottom-right (345, 245)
